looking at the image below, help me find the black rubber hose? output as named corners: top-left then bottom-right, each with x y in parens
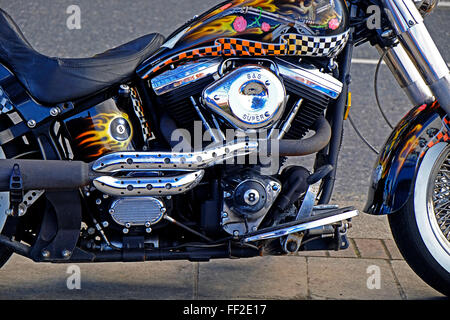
top-left (262, 116), bottom-right (332, 157)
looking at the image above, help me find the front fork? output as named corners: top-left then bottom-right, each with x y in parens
top-left (379, 0), bottom-right (450, 110)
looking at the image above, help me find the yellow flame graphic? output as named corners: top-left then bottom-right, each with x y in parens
top-left (75, 112), bottom-right (133, 159)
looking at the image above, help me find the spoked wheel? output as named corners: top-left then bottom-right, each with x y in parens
top-left (389, 142), bottom-right (450, 296)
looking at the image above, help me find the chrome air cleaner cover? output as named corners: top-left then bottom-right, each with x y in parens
top-left (202, 65), bottom-right (286, 130)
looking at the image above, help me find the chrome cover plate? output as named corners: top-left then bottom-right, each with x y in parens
top-left (276, 58), bottom-right (343, 99)
top-left (151, 58), bottom-right (221, 96)
top-left (202, 65), bottom-right (286, 130)
top-left (109, 197), bottom-right (165, 227)
top-left (221, 178), bottom-right (281, 236)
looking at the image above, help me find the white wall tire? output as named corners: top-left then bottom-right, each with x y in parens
top-left (389, 143), bottom-right (450, 296)
top-left (415, 142), bottom-right (450, 272)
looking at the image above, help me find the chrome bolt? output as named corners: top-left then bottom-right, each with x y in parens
top-left (61, 249), bottom-right (71, 259)
top-left (85, 191), bottom-right (91, 197)
top-left (103, 194), bottom-right (109, 199)
top-left (224, 192), bottom-right (232, 198)
top-left (95, 199), bottom-right (102, 205)
top-left (5, 208), bottom-right (13, 216)
top-left (27, 120), bottom-right (36, 128)
top-left (123, 228), bottom-right (129, 234)
top-left (109, 208), bottom-right (115, 215)
top-left (145, 222), bottom-right (151, 228)
top-left (125, 223), bottom-right (131, 228)
top-left (41, 250), bottom-right (50, 258)
top-left (160, 207), bottom-right (167, 214)
top-left (272, 184), bottom-right (280, 191)
top-left (252, 226), bottom-right (258, 232)
top-left (17, 207), bottom-right (25, 216)
top-left (381, 29), bottom-right (394, 38)
top-left (233, 230), bottom-right (239, 237)
top-left (102, 221), bottom-right (109, 228)
top-left (87, 227), bottom-right (96, 235)
top-left (50, 107), bottom-right (60, 117)
top-left (146, 227), bottom-right (152, 234)
top-left (221, 212), bottom-right (228, 218)
top-left (166, 196), bottom-right (172, 200)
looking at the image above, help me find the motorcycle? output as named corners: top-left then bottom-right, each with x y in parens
top-left (0, 0), bottom-right (448, 296)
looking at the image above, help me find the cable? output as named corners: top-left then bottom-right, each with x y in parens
top-left (348, 115), bottom-right (380, 155)
top-left (374, 49), bottom-right (394, 129)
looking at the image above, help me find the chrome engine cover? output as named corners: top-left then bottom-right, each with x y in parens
top-left (150, 58), bottom-right (221, 96)
top-left (202, 65), bottom-right (286, 130)
top-left (221, 173), bottom-right (282, 236)
top-left (109, 197), bottom-right (166, 227)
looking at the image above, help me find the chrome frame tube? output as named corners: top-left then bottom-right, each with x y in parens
top-left (382, 0), bottom-right (450, 110)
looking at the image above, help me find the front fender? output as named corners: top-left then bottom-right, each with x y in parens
top-left (364, 101), bottom-right (448, 215)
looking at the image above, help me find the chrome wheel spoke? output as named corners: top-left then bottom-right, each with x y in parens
top-left (432, 152), bottom-right (450, 242)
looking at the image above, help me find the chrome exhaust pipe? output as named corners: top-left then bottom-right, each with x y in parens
top-left (92, 170), bottom-right (205, 196)
top-left (92, 141), bottom-right (258, 173)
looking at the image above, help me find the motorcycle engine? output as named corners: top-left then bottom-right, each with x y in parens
top-left (150, 57), bottom-right (343, 235)
top-left (151, 57), bottom-right (341, 140)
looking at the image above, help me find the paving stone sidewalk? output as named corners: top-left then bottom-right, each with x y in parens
top-left (0, 199), bottom-right (446, 300)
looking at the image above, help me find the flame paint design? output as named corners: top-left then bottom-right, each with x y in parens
top-left (75, 112), bottom-right (133, 159)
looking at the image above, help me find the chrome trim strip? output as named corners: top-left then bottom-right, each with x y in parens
top-left (276, 58), bottom-right (343, 99)
top-left (92, 141), bottom-right (258, 173)
top-left (242, 210), bottom-right (358, 243)
top-left (93, 170), bottom-right (205, 197)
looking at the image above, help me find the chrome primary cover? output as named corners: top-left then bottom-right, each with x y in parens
top-left (202, 65), bottom-right (286, 130)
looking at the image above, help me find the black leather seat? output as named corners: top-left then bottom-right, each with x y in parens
top-left (0, 9), bottom-right (165, 105)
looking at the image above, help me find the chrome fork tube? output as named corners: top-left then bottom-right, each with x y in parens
top-left (381, 0), bottom-right (450, 110)
top-left (375, 44), bottom-right (434, 106)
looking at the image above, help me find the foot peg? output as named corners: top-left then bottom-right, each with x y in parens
top-left (242, 207), bottom-right (358, 243)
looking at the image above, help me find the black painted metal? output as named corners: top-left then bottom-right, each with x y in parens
top-left (318, 26), bottom-right (354, 205)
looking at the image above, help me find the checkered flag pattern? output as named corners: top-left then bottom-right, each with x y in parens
top-left (282, 31), bottom-right (349, 57)
top-left (422, 114), bottom-right (450, 158)
top-left (0, 86), bottom-right (14, 114)
top-left (146, 30), bottom-right (350, 76)
top-left (130, 88), bottom-right (156, 143)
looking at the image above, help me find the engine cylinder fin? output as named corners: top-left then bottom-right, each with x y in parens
top-left (282, 77), bottom-right (331, 140)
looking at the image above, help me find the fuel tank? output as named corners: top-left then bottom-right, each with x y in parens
top-left (137, 0), bottom-right (350, 78)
